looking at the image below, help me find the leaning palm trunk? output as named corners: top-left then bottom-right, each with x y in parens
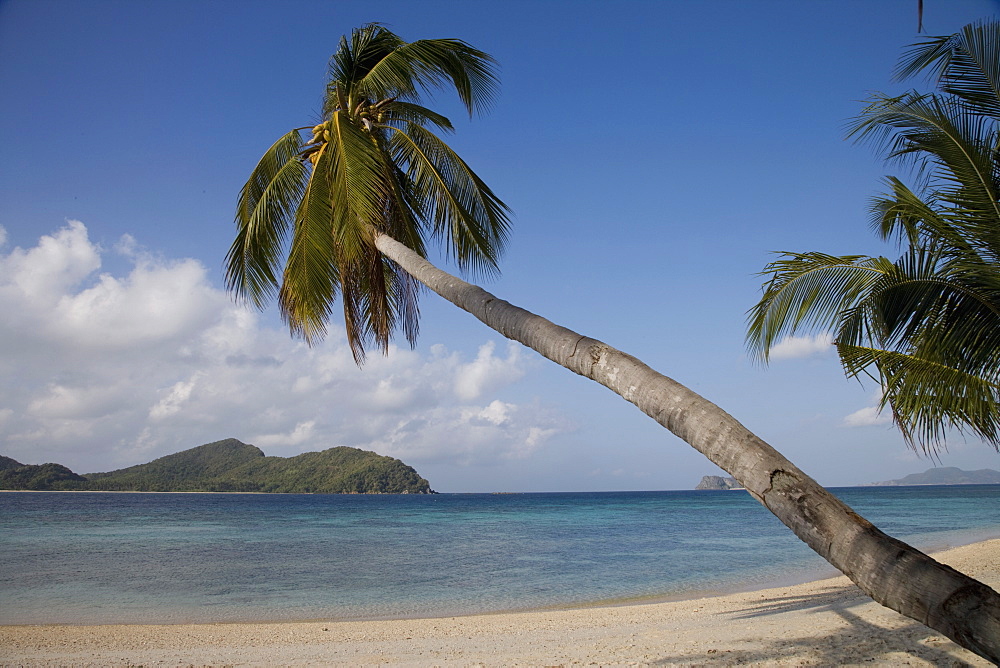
top-left (375, 232), bottom-right (1000, 663)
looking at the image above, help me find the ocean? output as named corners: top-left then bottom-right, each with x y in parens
top-left (2, 486), bottom-right (998, 625)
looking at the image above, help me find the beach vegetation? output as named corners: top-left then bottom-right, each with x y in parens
top-left (228, 23), bottom-right (1000, 661)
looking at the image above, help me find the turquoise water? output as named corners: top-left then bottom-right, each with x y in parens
top-left (1, 486), bottom-right (998, 625)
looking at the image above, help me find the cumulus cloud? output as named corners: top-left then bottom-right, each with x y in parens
top-left (843, 405), bottom-right (892, 427)
top-left (0, 220), bottom-right (100, 300)
top-left (149, 376), bottom-right (201, 421)
top-left (453, 341), bottom-right (525, 400)
top-left (769, 333), bottom-right (835, 360)
top-left (365, 397), bottom-right (560, 465)
top-left (0, 221), bottom-right (562, 472)
top-left (28, 383), bottom-right (126, 420)
top-left (254, 420), bottom-right (317, 449)
top-left (476, 400), bottom-right (512, 426)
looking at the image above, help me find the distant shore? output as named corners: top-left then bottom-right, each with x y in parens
top-left (3, 538), bottom-right (997, 666)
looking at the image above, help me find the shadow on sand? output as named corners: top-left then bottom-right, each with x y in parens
top-left (651, 582), bottom-right (983, 666)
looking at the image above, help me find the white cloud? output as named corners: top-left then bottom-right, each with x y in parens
top-left (366, 397), bottom-right (559, 465)
top-left (54, 256), bottom-right (222, 348)
top-left (113, 233), bottom-right (139, 258)
top-left (770, 333), bottom-right (835, 360)
top-left (454, 341), bottom-right (525, 400)
top-left (477, 399), bottom-right (512, 425)
top-left (149, 376), bottom-right (200, 420)
top-left (843, 405), bottom-right (892, 427)
top-left (28, 383), bottom-right (127, 420)
top-left (254, 421), bottom-right (317, 448)
top-left (0, 221), bottom-right (562, 473)
top-left (526, 426), bottom-right (557, 447)
top-left (0, 220), bottom-right (100, 300)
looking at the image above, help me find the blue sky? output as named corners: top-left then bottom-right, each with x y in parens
top-left (2, 0), bottom-right (999, 492)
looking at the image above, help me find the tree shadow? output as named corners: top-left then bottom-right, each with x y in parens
top-left (651, 583), bottom-right (985, 666)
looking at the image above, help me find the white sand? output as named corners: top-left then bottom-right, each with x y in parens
top-left (2, 539), bottom-right (998, 667)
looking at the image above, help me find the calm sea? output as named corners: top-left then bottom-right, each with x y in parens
top-left (2, 486), bottom-right (998, 625)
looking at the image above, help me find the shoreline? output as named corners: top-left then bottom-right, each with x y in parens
top-left (3, 538), bottom-right (997, 666)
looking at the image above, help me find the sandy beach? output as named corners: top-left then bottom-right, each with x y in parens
top-left (2, 538), bottom-right (997, 667)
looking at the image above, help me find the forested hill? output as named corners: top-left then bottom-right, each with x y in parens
top-left (0, 439), bottom-right (433, 493)
top-left (0, 455), bottom-right (87, 489)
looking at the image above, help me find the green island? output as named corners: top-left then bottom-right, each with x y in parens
top-left (0, 438), bottom-right (433, 494)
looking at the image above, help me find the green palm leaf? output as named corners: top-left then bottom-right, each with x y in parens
top-left (850, 94), bottom-right (1000, 226)
top-left (228, 129), bottom-right (308, 308)
top-left (383, 101), bottom-right (455, 133)
top-left (838, 344), bottom-right (1000, 451)
top-left (896, 20), bottom-right (1000, 119)
top-left (747, 253), bottom-right (890, 362)
top-left (279, 142), bottom-right (339, 344)
top-left (359, 37), bottom-right (499, 115)
top-left (388, 122), bottom-right (509, 275)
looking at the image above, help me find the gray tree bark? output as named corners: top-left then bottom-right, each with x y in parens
top-left (375, 232), bottom-right (1000, 663)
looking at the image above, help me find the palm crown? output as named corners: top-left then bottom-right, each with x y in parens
top-left (747, 21), bottom-right (1000, 453)
top-left (227, 23), bottom-right (510, 361)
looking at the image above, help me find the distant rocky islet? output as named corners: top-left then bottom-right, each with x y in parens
top-left (694, 475), bottom-right (743, 491)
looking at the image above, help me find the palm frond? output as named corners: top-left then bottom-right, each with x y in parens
top-left (895, 20), bottom-right (1000, 120)
top-left (326, 110), bottom-right (392, 257)
top-left (360, 36), bottom-right (500, 116)
top-left (850, 95), bottom-right (1000, 273)
top-left (336, 246), bottom-right (422, 363)
top-left (869, 176), bottom-right (939, 245)
top-left (321, 112), bottom-right (406, 355)
top-left (376, 153), bottom-right (429, 258)
top-left (838, 344), bottom-right (1000, 452)
top-left (849, 249), bottom-right (1000, 363)
top-left (746, 253), bottom-right (890, 362)
top-left (387, 122), bottom-right (510, 275)
top-left (867, 176), bottom-right (999, 266)
top-left (382, 101), bottom-right (455, 133)
top-left (327, 23), bottom-right (404, 106)
top-left (228, 129), bottom-right (308, 308)
top-left (850, 94), bottom-right (999, 213)
top-left (278, 143), bottom-right (340, 344)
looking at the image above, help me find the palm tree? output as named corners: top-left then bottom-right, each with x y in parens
top-left (228, 24), bottom-right (1000, 662)
top-left (227, 23), bottom-right (509, 363)
top-left (747, 21), bottom-right (1000, 455)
